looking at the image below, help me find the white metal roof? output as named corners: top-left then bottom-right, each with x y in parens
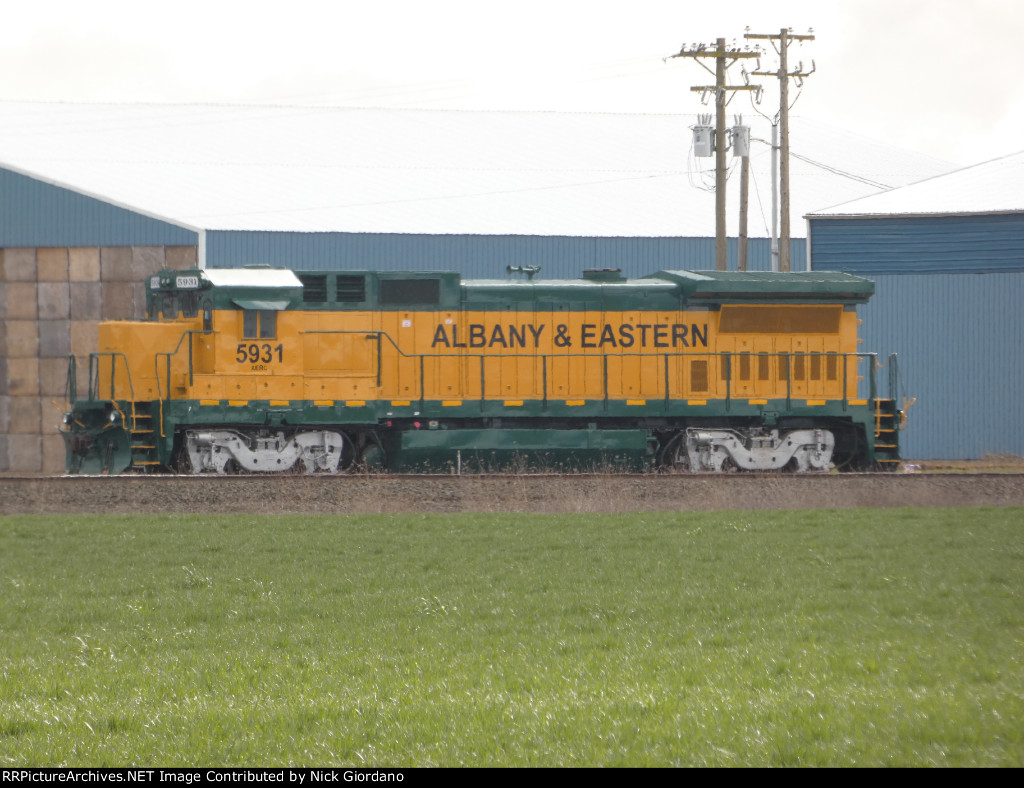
top-left (201, 268), bottom-right (301, 288)
top-left (0, 101), bottom-right (955, 238)
top-left (808, 150), bottom-right (1024, 217)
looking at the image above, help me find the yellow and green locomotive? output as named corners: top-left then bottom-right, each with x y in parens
top-left (60, 266), bottom-right (904, 474)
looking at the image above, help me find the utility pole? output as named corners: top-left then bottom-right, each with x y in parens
top-left (738, 146), bottom-right (750, 272)
top-left (746, 28), bottom-right (815, 272)
top-left (770, 121), bottom-right (779, 271)
top-left (732, 117), bottom-right (751, 271)
top-left (669, 39), bottom-right (759, 271)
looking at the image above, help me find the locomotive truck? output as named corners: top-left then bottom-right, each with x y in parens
top-left (60, 266), bottom-right (904, 474)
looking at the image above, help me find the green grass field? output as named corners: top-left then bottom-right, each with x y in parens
top-left (1, 508), bottom-right (1022, 767)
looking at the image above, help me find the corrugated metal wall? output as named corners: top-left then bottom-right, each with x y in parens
top-left (809, 213), bottom-right (1024, 274)
top-left (0, 168), bottom-right (196, 248)
top-left (858, 273), bottom-right (1024, 459)
top-left (205, 231), bottom-right (807, 277)
top-left (811, 211), bottom-right (1024, 459)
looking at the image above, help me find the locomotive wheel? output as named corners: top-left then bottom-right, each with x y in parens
top-left (173, 449), bottom-right (193, 475)
top-left (719, 455), bottom-right (739, 473)
top-left (658, 433), bottom-right (691, 472)
top-left (359, 443), bottom-right (386, 472)
top-left (338, 436), bottom-right (357, 472)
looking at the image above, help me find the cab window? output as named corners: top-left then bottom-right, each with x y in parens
top-left (242, 310), bottom-right (277, 339)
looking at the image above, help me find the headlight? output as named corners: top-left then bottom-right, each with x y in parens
top-left (109, 411), bottom-right (119, 423)
top-left (62, 412), bottom-right (72, 425)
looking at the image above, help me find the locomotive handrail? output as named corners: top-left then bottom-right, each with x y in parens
top-left (885, 353), bottom-right (899, 400)
top-left (724, 354), bottom-right (731, 411)
top-left (66, 354), bottom-right (78, 403)
top-left (152, 330), bottom-right (211, 440)
top-left (86, 352), bottom-right (136, 403)
top-left (154, 329), bottom-right (209, 401)
top-left (844, 353), bottom-right (849, 411)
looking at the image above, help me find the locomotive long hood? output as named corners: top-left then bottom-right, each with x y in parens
top-left (647, 270), bottom-right (875, 305)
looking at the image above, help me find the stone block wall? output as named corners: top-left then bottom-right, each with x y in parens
top-left (1, 245), bottom-right (197, 473)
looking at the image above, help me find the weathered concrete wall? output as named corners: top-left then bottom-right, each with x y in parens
top-left (1, 245), bottom-right (197, 473)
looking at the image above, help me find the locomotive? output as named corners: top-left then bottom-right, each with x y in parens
top-left (60, 266), bottom-right (905, 474)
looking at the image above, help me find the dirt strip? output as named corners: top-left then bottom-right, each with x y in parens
top-left (2, 473), bottom-right (1023, 514)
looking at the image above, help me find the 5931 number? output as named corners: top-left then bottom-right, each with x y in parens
top-left (236, 343), bottom-right (284, 364)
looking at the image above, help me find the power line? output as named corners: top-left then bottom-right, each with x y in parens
top-left (745, 27), bottom-right (815, 272)
top-left (789, 151), bottom-right (892, 191)
top-left (667, 38), bottom-right (760, 271)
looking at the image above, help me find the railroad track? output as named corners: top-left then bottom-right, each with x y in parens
top-left (2, 472), bottom-right (1023, 515)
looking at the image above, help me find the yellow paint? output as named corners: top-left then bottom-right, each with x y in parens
top-left (504, 400), bottom-right (524, 407)
top-left (345, 400), bottom-right (366, 407)
top-left (566, 400), bottom-right (586, 406)
top-left (200, 399), bottom-right (220, 406)
top-left (806, 399), bottom-right (826, 406)
top-left (228, 400), bottom-right (248, 407)
top-left (313, 400), bottom-right (334, 407)
top-left (97, 301), bottom-right (863, 407)
top-left (269, 400), bottom-right (290, 406)
top-left (442, 400), bottom-right (463, 407)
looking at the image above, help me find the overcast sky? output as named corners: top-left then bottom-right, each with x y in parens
top-left (2, 0), bottom-right (1021, 167)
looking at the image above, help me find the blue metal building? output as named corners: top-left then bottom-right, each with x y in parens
top-left (0, 166), bottom-right (196, 248)
top-left (808, 151), bottom-right (1024, 459)
top-left (202, 231), bottom-right (801, 277)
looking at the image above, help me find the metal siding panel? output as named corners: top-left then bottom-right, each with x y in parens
top-left (860, 273), bottom-right (1024, 458)
top-left (205, 232), bottom-right (806, 276)
top-left (810, 214), bottom-right (1024, 274)
top-left (0, 168), bottom-right (196, 247)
